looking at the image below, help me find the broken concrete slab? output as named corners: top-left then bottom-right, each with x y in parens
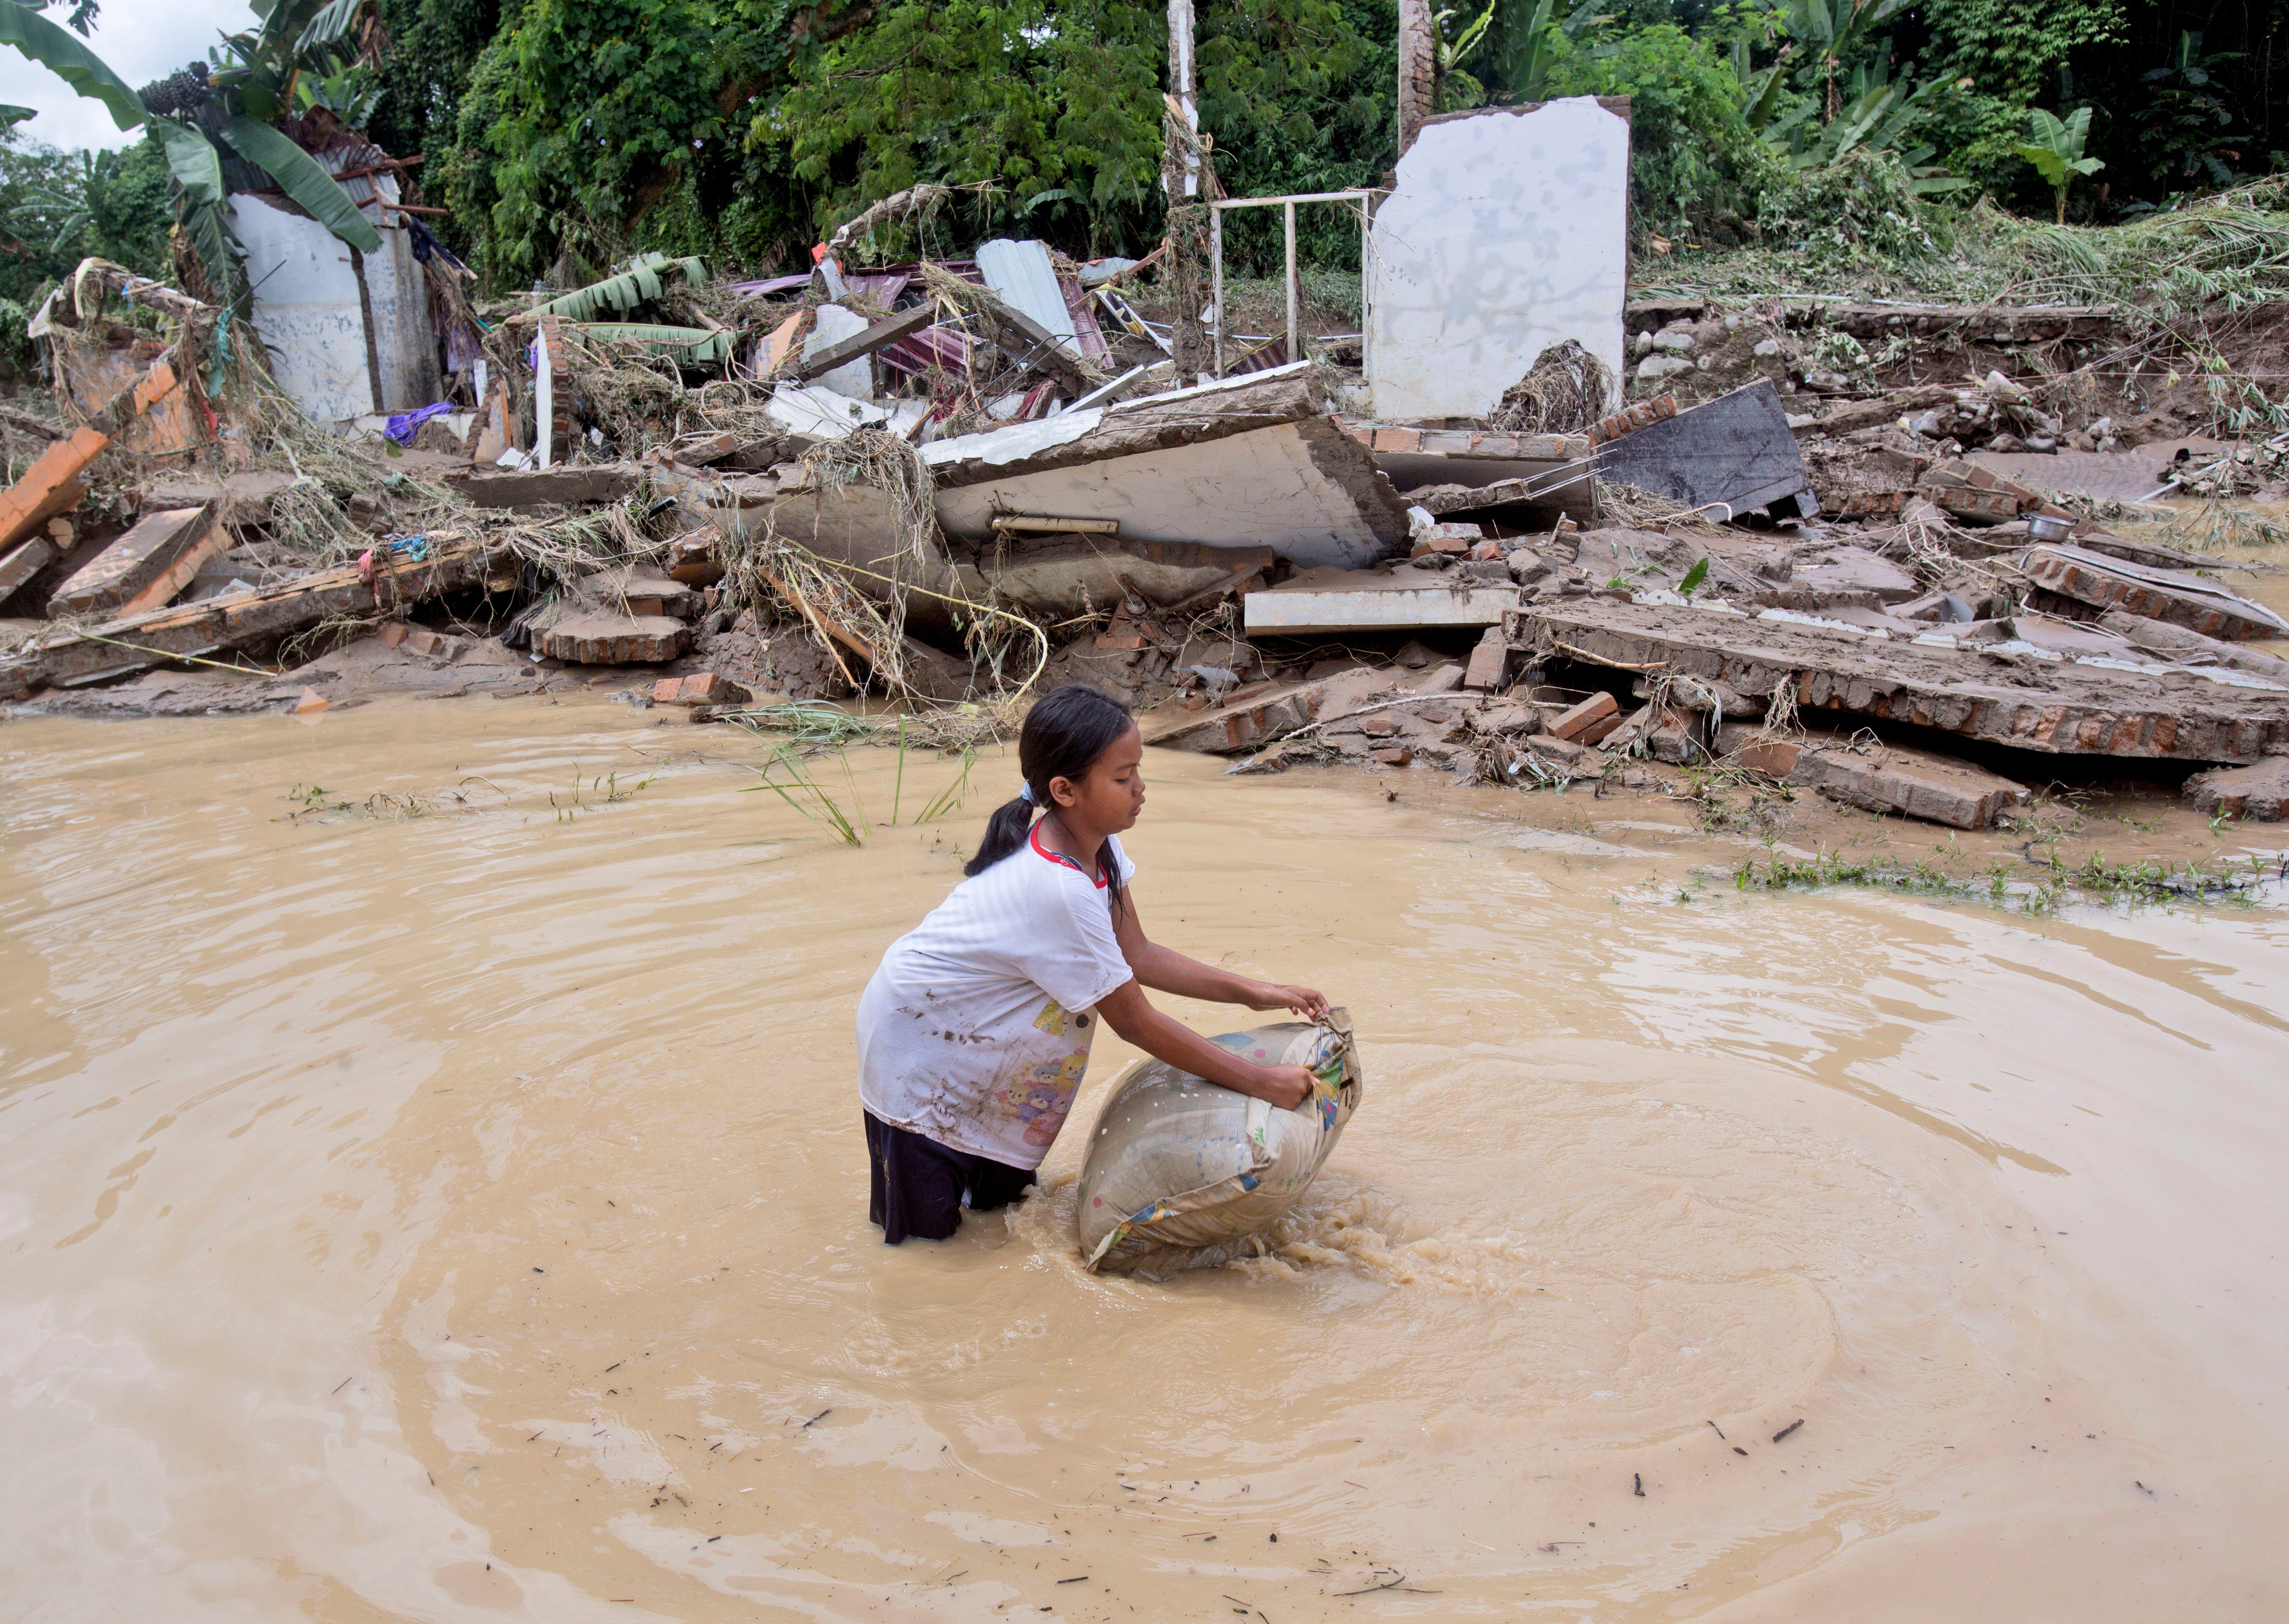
top-left (1242, 563), bottom-right (1519, 634)
top-left (1513, 597), bottom-right (2289, 764)
top-left (973, 537), bottom-right (1271, 619)
top-left (1593, 380), bottom-right (1819, 519)
top-left (1754, 546), bottom-right (1920, 611)
top-left (1363, 424), bottom-right (1596, 520)
top-left (140, 469), bottom-right (301, 524)
top-left (2019, 543), bottom-right (2289, 642)
top-left (115, 519), bottom-right (233, 618)
top-left (535, 613), bottom-right (691, 664)
top-left (1367, 97), bottom-right (1629, 421)
top-left (0, 532), bottom-right (508, 695)
top-left (2182, 756), bottom-right (2289, 821)
top-left (1147, 664), bottom-right (1461, 755)
top-left (446, 464), bottom-right (643, 510)
top-left (926, 365), bottom-right (1410, 569)
top-left (2094, 610), bottom-right (2289, 684)
top-left (1789, 738), bottom-right (2030, 829)
top-left (49, 504), bottom-right (216, 617)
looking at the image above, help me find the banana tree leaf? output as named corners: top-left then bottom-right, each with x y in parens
top-left (296, 0), bottom-right (364, 55)
top-left (217, 113), bottom-right (381, 254)
top-left (154, 116), bottom-right (224, 206)
top-left (0, 0), bottom-right (146, 131)
top-left (528, 254), bottom-right (707, 322)
top-left (573, 322), bottom-right (732, 365)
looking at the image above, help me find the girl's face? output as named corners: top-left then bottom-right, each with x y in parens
top-left (1051, 724), bottom-right (1146, 833)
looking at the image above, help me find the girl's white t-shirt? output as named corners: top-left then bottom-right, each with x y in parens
top-left (857, 827), bottom-right (1137, 1169)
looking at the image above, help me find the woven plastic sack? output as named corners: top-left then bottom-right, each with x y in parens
top-left (1075, 1010), bottom-right (1363, 1274)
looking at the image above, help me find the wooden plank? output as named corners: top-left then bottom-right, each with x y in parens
top-left (979, 296), bottom-right (1094, 392)
top-left (791, 304), bottom-right (939, 381)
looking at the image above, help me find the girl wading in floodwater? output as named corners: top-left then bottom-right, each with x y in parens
top-left (857, 683), bottom-right (1328, 1244)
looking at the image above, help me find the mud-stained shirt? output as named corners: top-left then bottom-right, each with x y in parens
top-left (857, 827), bottom-right (1136, 1169)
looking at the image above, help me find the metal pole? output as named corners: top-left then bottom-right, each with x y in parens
top-left (1210, 205), bottom-right (1225, 379)
top-left (1283, 199), bottom-right (1298, 364)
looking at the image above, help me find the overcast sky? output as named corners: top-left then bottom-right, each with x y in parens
top-left (1, 0), bottom-right (259, 152)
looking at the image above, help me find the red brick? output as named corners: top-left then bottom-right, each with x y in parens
top-left (1735, 738), bottom-right (1802, 777)
top-left (1548, 691), bottom-right (1619, 741)
top-left (1369, 746), bottom-right (1413, 765)
top-left (1463, 628), bottom-right (1510, 693)
top-left (377, 622), bottom-right (411, 647)
top-left (676, 671), bottom-right (744, 703)
top-left (0, 428), bottom-right (107, 551)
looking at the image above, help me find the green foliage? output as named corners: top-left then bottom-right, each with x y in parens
top-left (0, 131), bottom-right (170, 275)
top-left (368, 0), bottom-right (511, 255)
top-left (2015, 104), bottom-right (2103, 222)
top-left (484, 0), bottom-right (731, 282)
top-left (1919, 0), bottom-right (2124, 108)
top-left (1198, 0), bottom-right (1391, 273)
top-left (777, 0), bottom-right (1164, 250)
top-left (2133, 31), bottom-right (2240, 193)
top-left (217, 113), bottom-right (383, 251)
top-left (1756, 145), bottom-right (1947, 267)
top-left (1540, 19), bottom-right (1787, 244)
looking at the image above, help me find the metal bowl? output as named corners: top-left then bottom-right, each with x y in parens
top-left (2027, 513), bottom-right (2074, 543)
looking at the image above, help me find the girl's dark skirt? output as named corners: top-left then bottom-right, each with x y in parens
top-left (864, 1111), bottom-right (1037, 1244)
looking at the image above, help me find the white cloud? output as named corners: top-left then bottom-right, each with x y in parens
top-left (0, 0), bottom-right (259, 153)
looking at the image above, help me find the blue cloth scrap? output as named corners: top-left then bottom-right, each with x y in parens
top-left (384, 402), bottom-right (455, 445)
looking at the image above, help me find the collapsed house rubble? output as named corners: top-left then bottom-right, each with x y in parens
top-left (3, 97), bottom-right (2286, 848)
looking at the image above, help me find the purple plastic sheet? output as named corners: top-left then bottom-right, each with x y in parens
top-left (385, 402), bottom-right (455, 445)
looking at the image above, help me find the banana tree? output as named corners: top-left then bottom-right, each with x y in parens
top-left (0, 0), bottom-right (383, 303)
top-left (2016, 107), bottom-right (2104, 225)
top-left (1779, 0), bottom-right (1910, 122)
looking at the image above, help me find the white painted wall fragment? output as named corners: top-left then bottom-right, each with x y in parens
top-left (229, 159), bottom-right (440, 423)
top-left (929, 419), bottom-right (1401, 571)
top-left (1367, 98), bottom-right (1630, 422)
top-left (802, 304), bottom-right (877, 399)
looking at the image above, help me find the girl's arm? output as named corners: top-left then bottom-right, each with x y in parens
top-left (1092, 980), bottom-right (1316, 1109)
top-left (1113, 889), bottom-right (1329, 1018)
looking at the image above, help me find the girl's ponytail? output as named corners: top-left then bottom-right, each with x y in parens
top-left (964, 795), bottom-right (1036, 878)
top-left (962, 685), bottom-right (1135, 902)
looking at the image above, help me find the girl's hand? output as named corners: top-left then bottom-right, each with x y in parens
top-left (1248, 1063), bottom-right (1320, 1111)
top-left (1250, 982), bottom-right (1330, 1019)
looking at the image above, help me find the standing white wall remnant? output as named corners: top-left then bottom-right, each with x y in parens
top-left (228, 158), bottom-right (441, 424)
top-left (802, 304), bottom-right (877, 399)
top-left (1366, 98), bottom-right (1630, 423)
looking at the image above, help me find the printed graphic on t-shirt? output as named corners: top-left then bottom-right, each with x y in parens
top-left (1003, 1049), bottom-right (1087, 1146)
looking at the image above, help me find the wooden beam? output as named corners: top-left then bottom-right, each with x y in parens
top-left (792, 303), bottom-right (940, 381)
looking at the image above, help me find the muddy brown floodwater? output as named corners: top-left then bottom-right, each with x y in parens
top-left (4, 697), bottom-right (2286, 1621)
